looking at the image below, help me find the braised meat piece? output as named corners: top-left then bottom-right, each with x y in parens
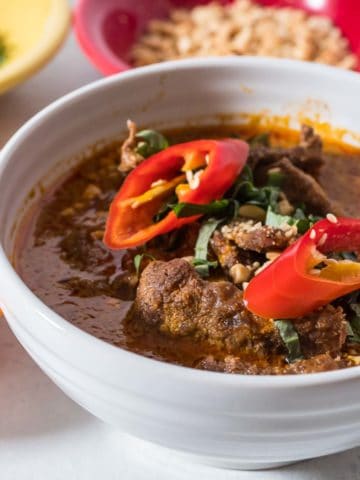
top-left (248, 125), bottom-right (342, 215)
top-left (286, 354), bottom-right (346, 374)
top-left (299, 124), bottom-right (323, 152)
top-left (133, 258), bottom-right (283, 355)
top-left (133, 259), bottom-right (349, 373)
top-left (292, 305), bottom-right (348, 357)
top-left (197, 352), bottom-right (344, 374)
top-left (221, 219), bottom-right (295, 253)
top-left (277, 157), bottom-right (341, 216)
top-left (249, 125), bottom-right (324, 178)
top-left (210, 231), bottom-right (242, 270)
top-left (210, 230), bottom-right (265, 270)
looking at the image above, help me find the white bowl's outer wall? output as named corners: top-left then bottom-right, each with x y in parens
top-left (1, 58), bottom-right (360, 470)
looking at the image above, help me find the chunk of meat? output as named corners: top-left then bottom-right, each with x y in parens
top-left (196, 352), bottom-right (344, 374)
top-left (221, 219), bottom-right (295, 253)
top-left (299, 124), bottom-right (322, 152)
top-left (293, 305), bottom-right (348, 357)
top-left (249, 125), bottom-right (324, 179)
top-left (286, 354), bottom-right (346, 374)
top-left (210, 230), bottom-right (241, 270)
top-left (278, 157), bottom-right (342, 215)
top-left (133, 259), bottom-right (349, 373)
top-left (119, 120), bottom-right (144, 173)
top-left (210, 230), bottom-right (264, 270)
top-left (133, 259), bottom-right (283, 355)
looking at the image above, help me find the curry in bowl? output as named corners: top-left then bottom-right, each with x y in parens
top-left (16, 121), bottom-right (360, 375)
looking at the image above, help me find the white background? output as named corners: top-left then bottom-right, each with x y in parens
top-left (0, 11), bottom-right (360, 480)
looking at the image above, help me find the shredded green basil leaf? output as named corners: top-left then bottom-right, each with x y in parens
top-left (229, 167), bottom-right (281, 211)
top-left (134, 253), bottom-right (155, 276)
top-left (265, 206), bottom-right (321, 234)
top-left (335, 291), bottom-right (360, 344)
top-left (347, 319), bottom-right (360, 344)
top-left (172, 199), bottom-right (230, 218)
top-left (349, 297), bottom-right (360, 344)
top-left (194, 219), bottom-right (221, 261)
top-left (135, 130), bottom-right (169, 158)
top-left (265, 208), bottom-right (292, 228)
top-left (192, 218), bottom-right (221, 277)
top-left (192, 258), bottom-right (218, 277)
top-left (275, 320), bottom-right (303, 363)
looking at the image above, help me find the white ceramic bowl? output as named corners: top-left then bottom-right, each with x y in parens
top-left (1, 58), bottom-right (360, 470)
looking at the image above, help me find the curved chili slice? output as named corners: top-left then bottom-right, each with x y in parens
top-left (243, 217), bottom-right (360, 319)
top-left (104, 139), bottom-right (249, 249)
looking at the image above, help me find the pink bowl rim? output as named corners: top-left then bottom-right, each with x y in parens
top-left (73, 0), bottom-right (131, 75)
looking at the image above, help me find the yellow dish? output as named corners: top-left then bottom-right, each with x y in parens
top-left (0, 0), bottom-right (70, 94)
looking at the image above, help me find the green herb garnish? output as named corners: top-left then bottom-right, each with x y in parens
top-left (265, 206), bottom-right (321, 234)
top-left (265, 208), bottom-right (292, 228)
top-left (275, 320), bottom-right (303, 363)
top-left (291, 208), bottom-right (322, 234)
top-left (347, 320), bottom-right (360, 344)
top-left (192, 258), bottom-right (218, 277)
top-left (229, 165), bottom-right (281, 211)
top-left (134, 253), bottom-right (155, 276)
top-left (172, 199), bottom-right (230, 218)
top-left (192, 218), bottom-right (221, 277)
top-left (348, 293), bottom-right (360, 343)
top-left (135, 130), bottom-right (169, 158)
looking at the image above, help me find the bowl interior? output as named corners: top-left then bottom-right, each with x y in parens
top-left (74, 0), bottom-right (360, 75)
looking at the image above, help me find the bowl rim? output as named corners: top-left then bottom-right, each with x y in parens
top-left (0, 0), bottom-right (70, 94)
top-left (2, 56), bottom-right (360, 387)
top-left (73, 0), bottom-right (130, 76)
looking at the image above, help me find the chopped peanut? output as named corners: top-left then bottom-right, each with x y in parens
top-left (132, 0), bottom-right (356, 70)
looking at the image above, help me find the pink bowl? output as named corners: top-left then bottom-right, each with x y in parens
top-left (73, 0), bottom-right (360, 75)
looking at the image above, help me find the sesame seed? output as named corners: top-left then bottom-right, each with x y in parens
top-left (326, 213), bottom-right (338, 224)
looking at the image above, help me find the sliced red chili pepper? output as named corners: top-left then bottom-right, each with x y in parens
top-left (104, 139), bottom-right (249, 249)
top-left (243, 217), bottom-right (360, 319)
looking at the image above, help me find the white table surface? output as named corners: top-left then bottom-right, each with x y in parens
top-left (1, 17), bottom-right (360, 480)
